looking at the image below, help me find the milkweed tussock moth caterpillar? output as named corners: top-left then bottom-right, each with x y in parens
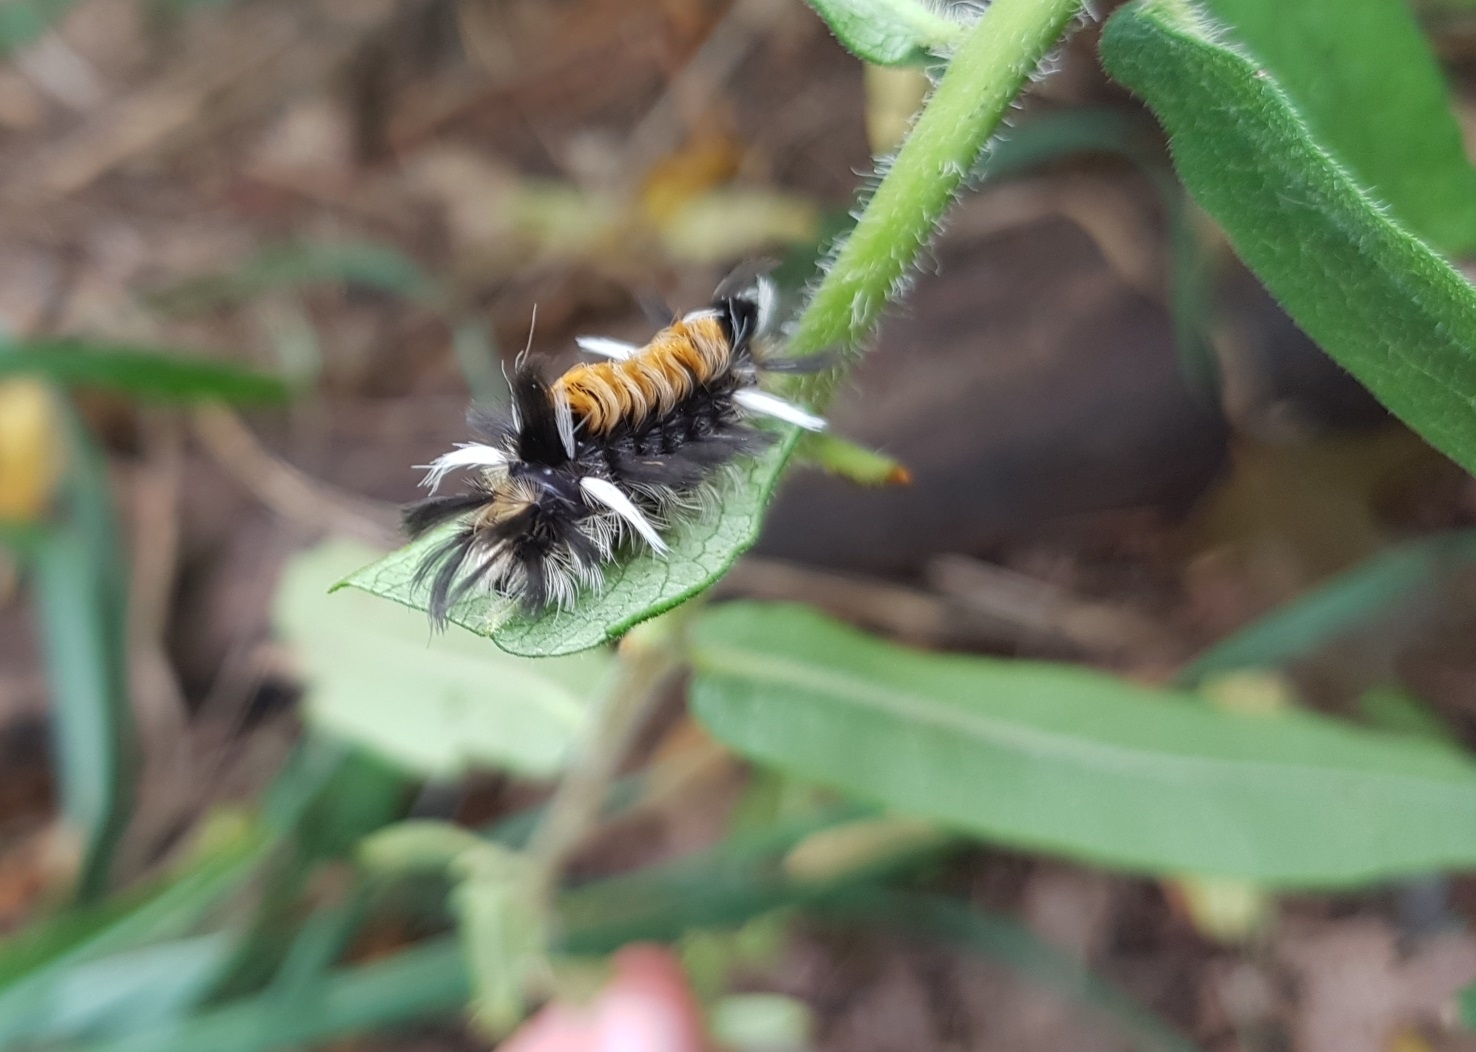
top-left (403, 273), bottom-right (828, 626)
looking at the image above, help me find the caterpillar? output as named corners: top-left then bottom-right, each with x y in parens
top-left (404, 272), bottom-right (827, 626)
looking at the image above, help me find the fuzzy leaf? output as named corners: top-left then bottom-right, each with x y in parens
top-left (692, 602), bottom-right (1476, 886)
top-left (336, 439), bottom-right (795, 658)
top-left (1201, 0), bottom-right (1476, 252)
top-left (1100, 0), bottom-right (1476, 478)
top-left (804, 0), bottom-right (964, 66)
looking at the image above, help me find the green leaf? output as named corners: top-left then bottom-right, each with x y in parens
top-left (149, 241), bottom-right (440, 314)
top-left (690, 602), bottom-right (1476, 886)
top-left (280, 541), bottom-right (609, 773)
top-left (289, 746), bottom-right (411, 859)
top-left (72, 937), bottom-right (469, 1052)
top-left (0, 826), bottom-right (267, 1043)
top-left (558, 806), bottom-right (873, 953)
top-left (452, 844), bottom-right (547, 1037)
top-left (1099, 0), bottom-right (1476, 477)
top-left (0, 0), bottom-right (78, 54)
top-left (1461, 978), bottom-right (1476, 1030)
top-left (711, 994), bottom-right (814, 1052)
top-left (1357, 685), bottom-right (1460, 746)
top-left (32, 528), bottom-right (130, 901)
top-left (42, 934), bottom-right (235, 1041)
top-left (1201, 0), bottom-right (1476, 252)
top-left (336, 441), bottom-right (793, 657)
top-left (0, 521), bottom-right (48, 555)
top-left (0, 342), bottom-right (287, 403)
top-left (33, 410), bottom-right (135, 901)
top-left (360, 819), bottom-right (492, 876)
top-left (803, 0), bottom-right (964, 65)
top-left (1180, 531), bottom-right (1476, 685)
top-left (71, 810), bottom-right (914, 1052)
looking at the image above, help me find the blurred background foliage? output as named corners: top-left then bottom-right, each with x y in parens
top-left (5, 0), bottom-right (1476, 1050)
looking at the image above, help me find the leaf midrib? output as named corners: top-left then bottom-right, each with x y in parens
top-left (697, 643), bottom-right (1476, 801)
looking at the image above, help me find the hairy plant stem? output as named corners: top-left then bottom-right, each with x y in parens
top-left (789, 0), bottom-right (1087, 405)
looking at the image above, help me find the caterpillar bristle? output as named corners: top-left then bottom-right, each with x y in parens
top-left (403, 493), bottom-right (491, 538)
top-left (403, 270), bottom-right (827, 623)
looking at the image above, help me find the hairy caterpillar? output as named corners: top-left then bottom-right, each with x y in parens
top-left (404, 272), bottom-right (826, 625)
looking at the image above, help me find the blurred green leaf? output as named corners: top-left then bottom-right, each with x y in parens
top-left (1179, 531), bottom-right (1476, 685)
top-left (60, 799), bottom-right (1182, 1052)
top-left (360, 820), bottom-right (491, 876)
top-left (0, 343), bottom-right (286, 402)
top-left (1461, 979), bottom-right (1476, 1029)
top-left (42, 934), bottom-right (235, 1041)
top-left (450, 316), bottom-right (507, 406)
top-left (803, 0), bottom-right (964, 65)
top-left (1202, 0), bottom-right (1476, 252)
top-left (1100, 0), bottom-right (1476, 477)
top-left (74, 936), bottom-right (469, 1052)
top-left (691, 602), bottom-right (1476, 886)
top-left (265, 893), bottom-right (369, 1013)
top-left (32, 411), bottom-right (135, 901)
top-left (821, 891), bottom-right (1201, 1052)
top-left (558, 805), bottom-right (881, 952)
top-left (0, 825), bottom-right (267, 1044)
top-left (290, 746), bottom-right (410, 860)
top-left (336, 439), bottom-right (795, 657)
top-left (1357, 685), bottom-right (1461, 746)
top-left (32, 527), bottom-right (129, 901)
top-left (711, 994), bottom-right (813, 1052)
top-left (149, 242), bottom-right (440, 314)
top-left (0, 0), bottom-right (77, 54)
top-left (283, 541), bottom-right (609, 774)
top-left (205, 743), bottom-right (401, 1004)
top-left (452, 843), bottom-right (547, 1037)
top-left (0, 521), bottom-right (48, 555)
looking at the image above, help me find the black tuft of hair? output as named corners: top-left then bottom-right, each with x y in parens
top-left (403, 493), bottom-right (493, 538)
top-left (413, 529), bottom-right (477, 627)
top-left (717, 296), bottom-right (760, 352)
top-left (510, 366), bottom-right (569, 466)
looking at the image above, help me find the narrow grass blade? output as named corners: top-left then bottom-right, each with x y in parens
top-left (1180, 531), bottom-right (1476, 686)
top-left (0, 343), bottom-right (286, 403)
top-left (72, 937), bottom-right (469, 1052)
top-left (0, 827), bottom-right (268, 1043)
top-left (32, 409), bottom-right (135, 901)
